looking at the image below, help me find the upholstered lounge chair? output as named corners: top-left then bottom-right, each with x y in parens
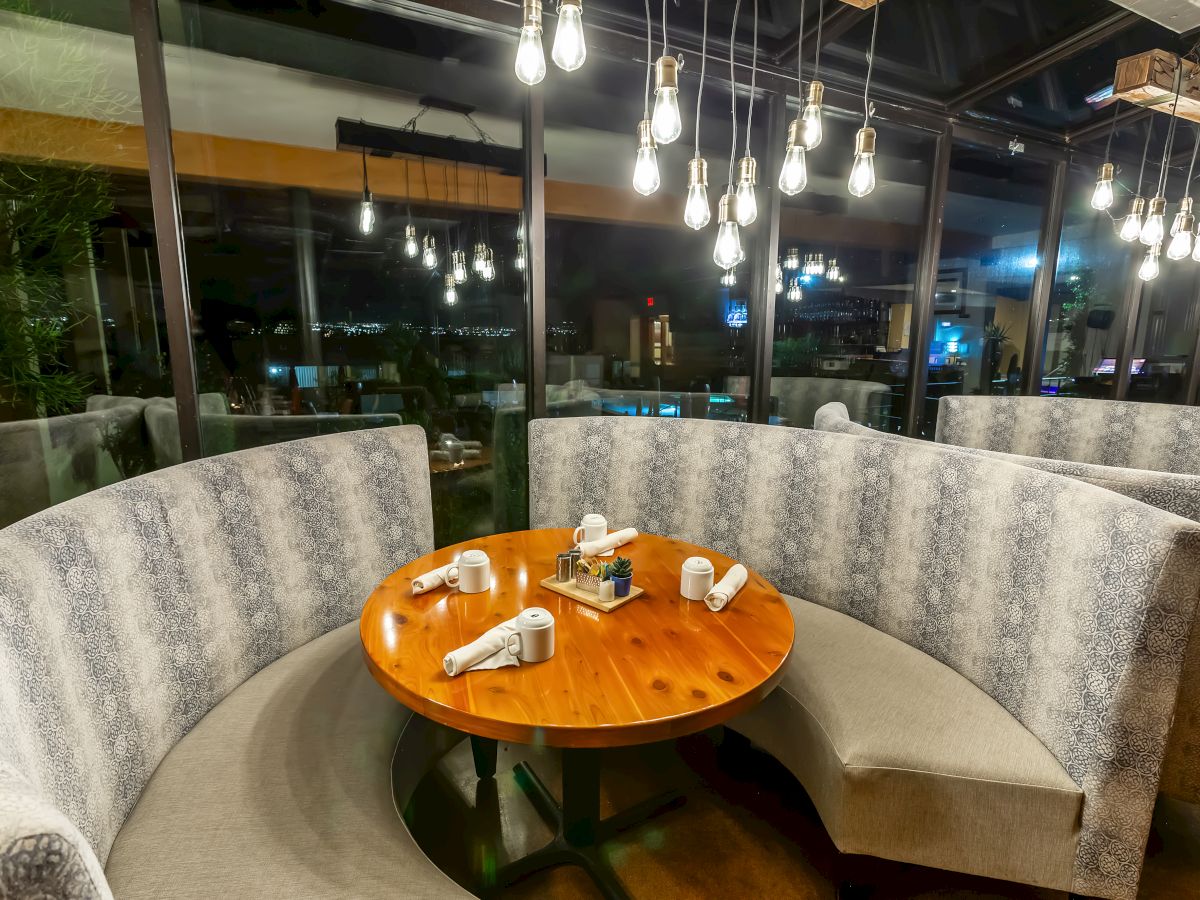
top-left (0, 427), bottom-right (469, 899)
top-left (529, 416), bottom-right (1200, 900)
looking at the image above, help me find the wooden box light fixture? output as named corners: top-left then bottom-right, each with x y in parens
top-left (1113, 50), bottom-right (1200, 122)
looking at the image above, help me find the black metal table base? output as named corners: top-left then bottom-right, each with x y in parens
top-left (480, 745), bottom-right (685, 899)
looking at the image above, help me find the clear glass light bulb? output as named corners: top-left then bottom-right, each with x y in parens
top-left (515, 25), bottom-right (546, 85)
top-left (359, 199), bottom-right (375, 235)
top-left (633, 146), bottom-right (660, 195)
top-left (422, 246), bottom-right (437, 269)
top-left (473, 253), bottom-right (484, 273)
top-left (801, 103), bottom-right (823, 150)
top-left (1168, 229), bottom-right (1193, 260)
top-left (551, 3), bottom-right (586, 71)
top-left (1119, 212), bottom-right (1142, 242)
top-left (651, 88), bottom-right (682, 144)
top-left (848, 153), bottom-right (876, 198)
top-left (1140, 211), bottom-right (1165, 246)
top-left (779, 145), bottom-right (807, 195)
top-left (445, 284), bottom-right (458, 305)
top-left (1192, 230), bottom-right (1200, 262)
top-left (1171, 211), bottom-right (1186, 237)
top-left (684, 182), bottom-right (710, 230)
top-left (1139, 248), bottom-right (1160, 281)
top-left (775, 264), bottom-right (783, 294)
top-left (482, 261), bottom-right (496, 281)
top-left (404, 235), bottom-right (418, 258)
top-left (515, 248), bottom-right (527, 271)
top-left (453, 260), bottom-right (467, 284)
top-left (713, 220), bottom-right (744, 269)
top-left (735, 182), bottom-right (757, 226)
top-left (1090, 178), bottom-right (1114, 211)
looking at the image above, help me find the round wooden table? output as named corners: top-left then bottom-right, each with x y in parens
top-left (361, 528), bottom-right (794, 898)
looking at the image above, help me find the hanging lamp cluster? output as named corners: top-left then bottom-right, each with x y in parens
top-left (515, 0), bottom-right (586, 85)
top-left (1097, 63), bottom-right (1198, 282)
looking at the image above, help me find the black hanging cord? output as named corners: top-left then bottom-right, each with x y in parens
top-left (1137, 116), bottom-right (1155, 197)
top-left (643, 0), bottom-right (652, 119)
top-left (745, 0), bottom-right (758, 155)
top-left (813, 0), bottom-right (823, 79)
top-left (727, 0), bottom-right (744, 185)
top-left (1187, 125), bottom-right (1200, 195)
top-left (1103, 99), bottom-right (1120, 162)
top-left (694, 0), bottom-right (708, 159)
top-left (360, 146), bottom-right (369, 194)
top-left (861, 0), bottom-right (880, 127)
top-left (1154, 58), bottom-right (1185, 199)
top-left (796, 0), bottom-right (805, 94)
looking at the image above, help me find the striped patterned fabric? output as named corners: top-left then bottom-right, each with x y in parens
top-left (529, 416), bottom-right (1200, 900)
top-left (936, 395), bottom-right (1200, 476)
top-left (0, 427), bottom-right (433, 899)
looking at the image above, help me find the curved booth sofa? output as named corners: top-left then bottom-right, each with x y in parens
top-left (724, 374), bottom-right (893, 428)
top-left (529, 415), bottom-right (1200, 900)
top-left (936, 395), bottom-right (1200, 476)
top-left (0, 426), bottom-right (470, 899)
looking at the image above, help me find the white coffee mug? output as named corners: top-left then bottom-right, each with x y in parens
top-left (573, 513), bottom-right (607, 544)
top-left (680, 556), bottom-right (715, 601)
top-left (446, 549), bottom-right (491, 594)
top-left (505, 607), bottom-right (555, 662)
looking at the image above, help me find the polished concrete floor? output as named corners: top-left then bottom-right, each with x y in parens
top-left (406, 731), bottom-right (1200, 899)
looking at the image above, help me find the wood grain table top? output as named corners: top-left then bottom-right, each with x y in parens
top-left (360, 529), bottom-right (794, 748)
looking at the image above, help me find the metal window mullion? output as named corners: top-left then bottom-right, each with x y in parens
top-left (1020, 157), bottom-right (1067, 396)
top-left (749, 92), bottom-right (786, 425)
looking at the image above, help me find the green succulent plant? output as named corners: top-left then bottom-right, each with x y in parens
top-left (607, 557), bottom-right (632, 579)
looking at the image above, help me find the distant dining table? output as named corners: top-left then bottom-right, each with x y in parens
top-left (360, 528), bottom-right (794, 898)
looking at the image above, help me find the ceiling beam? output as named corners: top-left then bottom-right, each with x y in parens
top-left (946, 9), bottom-right (1140, 115)
top-left (772, 3), bottom-right (866, 66)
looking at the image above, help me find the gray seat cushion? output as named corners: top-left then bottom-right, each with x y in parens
top-left (104, 623), bottom-right (470, 899)
top-left (730, 596), bottom-right (1083, 892)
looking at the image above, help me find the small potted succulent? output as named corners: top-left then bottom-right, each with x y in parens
top-left (607, 556), bottom-right (633, 597)
top-left (575, 557), bottom-right (607, 593)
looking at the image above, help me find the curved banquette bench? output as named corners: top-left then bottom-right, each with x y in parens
top-left (0, 427), bottom-right (470, 899)
top-left (936, 395), bottom-right (1200, 476)
top-left (529, 415), bottom-right (1200, 900)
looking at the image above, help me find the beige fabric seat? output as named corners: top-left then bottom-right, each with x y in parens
top-left (731, 596), bottom-right (1083, 892)
top-left (104, 623), bottom-right (469, 900)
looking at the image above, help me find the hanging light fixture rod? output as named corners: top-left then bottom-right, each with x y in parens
top-left (335, 118), bottom-right (526, 177)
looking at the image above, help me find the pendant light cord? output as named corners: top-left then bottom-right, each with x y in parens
top-left (360, 146), bottom-right (369, 195)
top-left (643, 0), bottom-right (652, 120)
top-left (1187, 126), bottom-right (1200, 194)
top-left (813, 0), bottom-right (823, 79)
top-left (1137, 116), bottom-right (1154, 197)
top-left (727, 0), bottom-right (744, 186)
top-left (862, 0), bottom-right (880, 127)
top-left (796, 0), bottom-right (805, 93)
top-left (745, 0), bottom-right (758, 156)
top-left (1103, 100), bottom-right (1120, 162)
top-left (694, 0), bottom-right (708, 160)
top-left (1154, 57), bottom-right (1185, 199)
top-left (661, 0), bottom-right (668, 55)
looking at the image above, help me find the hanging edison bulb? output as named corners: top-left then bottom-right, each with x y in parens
top-left (1139, 243), bottom-right (1161, 281)
top-left (1119, 197), bottom-right (1145, 242)
top-left (444, 273), bottom-right (458, 305)
top-left (403, 224), bottom-right (419, 258)
top-left (421, 234), bottom-right (438, 269)
top-left (720, 268), bottom-right (736, 287)
top-left (1168, 199), bottom-right (1194, 259)
top-left (633, 120), bottom-right (661, 196)
top-left (359, 190), bottom-right (376, 235)
top-left (1192, 223), bottom-right (1200, 262)
top-left (551, 0), bottom-right (586, 71)
top-left (801, 81), bottom-right (824, 150)
top-left (515, 0), bottom-right (546, 85)
top-left (481, 248), bottom-right (496, 282)
top-left (827, 258), bottom-right (841, 281)
top-left (684, 157), bottom-right (711, 230)
top-left (779, 118), bottom-right (808, 196)
top-left (451, 250), bottom-right (468, 284)
top-left (515, 243), bottom-right (527, 271)
top-left (713, 193), bottom-right (744, 269)
top-left (786, 278), bottom-right (803, 302)
top-left (784, 248), bottom-right (800, 270)
top-left (848, 127), bottom-right (877, 198)
top-left (735, 156), bottom-right (758, 226)
top-left (1091, 162), bottom-right (1115, 211)
top-left (775, 263), bottom-right (784, 294)
top-left (1140, 196), bottom-right (1167, 246)
top-left (651, 56), bottom-right (682, 144)
top-left (472, 242), bottom-right (487, 273)
top-left (814, 252), bottom-right (826, 277)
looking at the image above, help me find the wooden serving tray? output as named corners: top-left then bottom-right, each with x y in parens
top-left (539, 575), bottom-right (644, 612)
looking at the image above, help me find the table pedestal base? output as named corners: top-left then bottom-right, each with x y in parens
top-left (487, 749), bottom-right (685, 899)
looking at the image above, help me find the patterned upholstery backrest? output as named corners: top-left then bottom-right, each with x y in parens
top-left (936, 395), bottom-right (1200, 475)
top-left (772, 376), bottom-right (890, 429)
top-left (816, 400), bottom-right (1200, 806)
top-left (85, 395), bottom-right (149, 413)
top-left (0, 427), bottom-right (433, 897)
top-left (529, 416), bottom-right (1200, 900)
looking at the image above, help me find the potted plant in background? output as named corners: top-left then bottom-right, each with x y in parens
top-left (607, 556), bottom-right (633, 597)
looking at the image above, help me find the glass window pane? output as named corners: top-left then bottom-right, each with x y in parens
top-left (0, 2), bottom-right (173, 527)
top-left (158, 1), bottom-right (528, 545)
top-left (774, 116), bottom-right (934, 432)
top-left (544, 51), bottom-right (764, 422)
top-left (922, 141), bottom-right (1051, 435)
top-left (1128, 257), bottom-right (1197, 404)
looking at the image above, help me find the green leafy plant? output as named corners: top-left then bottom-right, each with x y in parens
top-left (982, 322), bottom-right (1012, 345)
top-left (607, 556), bottom-right (632, 579)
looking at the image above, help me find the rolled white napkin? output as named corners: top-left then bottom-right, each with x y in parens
top-left (577, 527), bottom-right (638, 558)
top-left (705, 564), bottom-right (748, 612)
top-left (443, 618), bottom-right (520, 676)
top-left (412, 563), bottom-right (456, 595)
